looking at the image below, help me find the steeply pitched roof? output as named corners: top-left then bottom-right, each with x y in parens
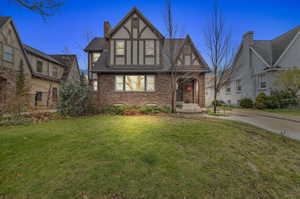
top-left (84, 37), bottom-right (108, 52)
top-left (49, 54), bottom-right (80, 81)
top-left (0, 17), bottom-right (10, 28)
top-left (271, 25), bottom-right (300, 65)
top-left (251, 25), bottom-right (300, 66)
top-left (23, 44), bottom-right (64, 66)
top-left (252, 40), bottom-right (273, 65)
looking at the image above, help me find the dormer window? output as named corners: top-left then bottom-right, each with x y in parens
top-left (37, 61), bottom-right (43, 73)
top-left (116, 41), bottom-right (125, 56)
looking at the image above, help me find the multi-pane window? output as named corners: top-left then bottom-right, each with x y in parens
top-left (258, 74), bottom-right (267, 89)
top-left (236, 79), bottom-right (242, 92)
top-left (52, 66), bottom-right (58, 77)
top-left (3, 45), bottom-right (13, 62)
top-left (52, 88), bottom-right (58, 102)
top-left (226, 87), bottom-right (231, 93)
top-left (125, 76), bottom-right (145, 91)
top-left (115, 75), bottom-right (155, 92)
top-left (146, 75), bottom-right (155, 91)
top-left (92, 52), bottom-right (101, 62)
top-left (116, 41), bottom-right (125, 56)
top-left (145, 40), bottom-right (155, 56)
top-left (36, 61), bottom-right (43, 73)
top-left (115, 76), bottom-right (124, 91)
top-left (36, 92), bottom-right (43, 101)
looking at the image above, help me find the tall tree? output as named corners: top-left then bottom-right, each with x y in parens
top-left (164, 0), bottom-right (194, 113)
top-left (204, 1), bottom-right (234, 113)
top-left (164, 0), bottom-right (178, 113)
top-left (12, 0), bottom-right (63, 16)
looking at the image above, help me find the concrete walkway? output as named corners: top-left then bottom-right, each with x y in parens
top-left (206, 109), bottom-right (300, 141)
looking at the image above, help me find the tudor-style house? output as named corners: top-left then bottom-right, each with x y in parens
top-left (0, 17), bottom-right (32, 110)
top-left (85, 8), bottom-right (209, 108)
top-left (0, 16), bottom-right (81, 110)
top-left (206, 26), bottom-right (300, 106)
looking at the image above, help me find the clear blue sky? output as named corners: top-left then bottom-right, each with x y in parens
top-left (1, 0), bottom-right (300, 70)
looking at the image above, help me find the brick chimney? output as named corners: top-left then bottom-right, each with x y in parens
top-left (243, 31), bottom-right (254, 45)
top-left (104, 21), bottom-right (111, 37)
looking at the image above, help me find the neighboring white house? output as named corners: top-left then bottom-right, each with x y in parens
top-left (206, 25), bottom-right (300, 106)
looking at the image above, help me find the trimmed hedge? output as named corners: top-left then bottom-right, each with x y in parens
top-left (102, 105), bottom-right (171, 115)
top-left (239, 98), bottom-right (253, 108)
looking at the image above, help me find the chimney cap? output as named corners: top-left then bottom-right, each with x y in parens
top-left (243, 31), bottom-right (254, 39)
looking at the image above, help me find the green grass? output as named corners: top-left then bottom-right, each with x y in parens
top-left (0, 116), bottom-right (300, 199)
top-left (262, 108), bottom-right (300, 116)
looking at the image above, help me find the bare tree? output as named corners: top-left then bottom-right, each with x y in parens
top-left (11, 0), bottom-right (64, 16)
top-left (164, 0), bottom-right (178, 113)
top-left (204, 1), bottom-right (234, 113)
top-left (164, 0), bottom-right (196, 113)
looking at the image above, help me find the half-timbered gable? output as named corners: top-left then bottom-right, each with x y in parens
top-left (108, 8), bottom-right (163, 66)
top-left (176, 35), bottom-right (208, 71)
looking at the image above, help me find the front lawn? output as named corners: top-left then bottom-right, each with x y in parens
top-left (0, 116), bottom-right (300, 198)
top-left (262, 108), bottom-right (300, 116)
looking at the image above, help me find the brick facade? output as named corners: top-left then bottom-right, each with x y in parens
top-left (96, 73), bottom-right (206, 108)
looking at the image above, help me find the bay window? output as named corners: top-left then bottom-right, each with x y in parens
top-left (115, 75), bottom-right (155, 92)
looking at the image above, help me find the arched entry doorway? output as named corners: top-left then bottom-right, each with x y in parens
top-left (176, 78), bottom-right (199, 104)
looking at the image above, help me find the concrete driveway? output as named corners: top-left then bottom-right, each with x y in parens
top-left (209, 110), bottom-right (300, 141)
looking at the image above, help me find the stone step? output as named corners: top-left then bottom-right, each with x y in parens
top-left (176, 103), bottom-right (203, 113)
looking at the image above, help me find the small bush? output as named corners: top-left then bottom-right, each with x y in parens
top-left (102, 105), bottom-right (171, 115)
top-left (255, 93), bottom-right (268, 109)
top-left (270, 89), bottom-right (298, 108)
top-left (176, 104), bottom-right (183, 109)
top-left (212, 100), bottom-right (225, 107)
top-left (239, 98), bottom-right (253, 108)
top-left (58, 84), bottom-right (97, 117)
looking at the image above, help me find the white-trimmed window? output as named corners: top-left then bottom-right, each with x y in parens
top-left (3, 45), bottom-right (13, 62)
top-left (236, 79), bottom-right (242, 92)
top-left (146, 75), bottom-right (155, 91)
top-left (115, 76), bottom-right (124, 91)
top-left (145, 40), bottom-right (155, 56)
top-left (115, 75), bottom-right (155, 92)
top-left (116, 41), bottom-right (125, 56)
top-left (258, 74), bottom-right (267, 89)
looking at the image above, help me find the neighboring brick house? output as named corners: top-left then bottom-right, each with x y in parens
top-left (85, 8), bottom-right (209, 108)
top-left (0, 16), bottom-right (81, 110)
top-left (210, 26), bottom-right (300, 106)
